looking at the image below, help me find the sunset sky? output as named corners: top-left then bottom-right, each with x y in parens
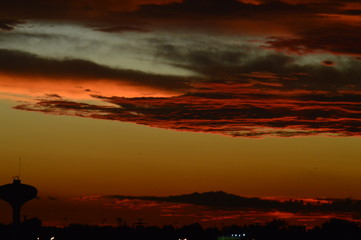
top-left (1, 0), bottom-right (361, 227)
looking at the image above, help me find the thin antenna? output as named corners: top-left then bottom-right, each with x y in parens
top-left (12, 157), bottom-right (22, 182)
top-left (18, 157), bottom-right (21, 179)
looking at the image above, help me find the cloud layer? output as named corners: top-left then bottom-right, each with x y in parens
top-left (1, 0), bottom-right (361, 138)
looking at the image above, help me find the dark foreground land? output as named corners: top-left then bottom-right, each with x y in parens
top-left (1, 218), bottom-right (361, 240)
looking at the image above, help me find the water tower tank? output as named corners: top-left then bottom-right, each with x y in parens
top-left (0, 177), bottom-right (38, 225)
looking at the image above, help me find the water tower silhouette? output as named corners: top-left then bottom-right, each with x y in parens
top-left (0, 176), bottom-right (38, 226)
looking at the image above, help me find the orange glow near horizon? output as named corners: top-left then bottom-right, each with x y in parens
top-left (1, 196), bottom-right (359, 227)
top-left (0, 73), bottom-right (181, 101)
top-left (1, 0), bottom-right (361, 228)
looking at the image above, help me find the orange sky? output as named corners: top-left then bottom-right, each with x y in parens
top-left (1, 0), bottom-right (361, 227)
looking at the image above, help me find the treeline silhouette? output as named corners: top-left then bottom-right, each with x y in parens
top-left (1, 217), bottom-right (361, 240)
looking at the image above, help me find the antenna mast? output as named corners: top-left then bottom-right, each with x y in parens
top-left (18, 157), bottom-right (21, 179)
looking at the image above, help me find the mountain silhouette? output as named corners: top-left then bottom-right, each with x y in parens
top-left (110, 191), bottom-right (361, 214)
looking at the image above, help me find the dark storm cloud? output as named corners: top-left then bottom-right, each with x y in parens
top-left (0, 0), bottom-right (359, 58)
top-left (0, 49), bottom-right (192, 91)
top-left (0, 0), bottom-right (353, 23)
top-left (0, 0), bottom-right (172, 23)
top-left (137, 0), bottom-right (245, 17)
top-left (0, 0), bottom-right (70, 20)
top-left (151, 39), bottom-right (249, 71)
top-left (153, 40), bottom-right (361, 92)
top-left (132, 0), bottom-right (361, 60)
top-left (266, 24), bottom-right (361, 57)
top-left (134, 0), bottom-right (327, 22)
top-left (341, 9), bottom-right (361, 16)
top-left (108, 191), bottom-right (361, 214)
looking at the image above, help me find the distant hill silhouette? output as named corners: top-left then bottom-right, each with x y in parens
top-left (109, 191), bottom-right (361, 214)
top-left (111, 191), bottom-right (281, 210)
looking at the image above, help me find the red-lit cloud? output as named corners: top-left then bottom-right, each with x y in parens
top-left (13, 68), bottom-right (361, 137)
top-left (1, 0), bottom-right (361, 138)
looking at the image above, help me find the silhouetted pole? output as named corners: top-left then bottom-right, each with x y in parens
top-left (116, 217), bottom-right (123, 227)
top-left (133, 218), bottom-right (146, 229)
top-left (0, 177), bottom-right (38, 240)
